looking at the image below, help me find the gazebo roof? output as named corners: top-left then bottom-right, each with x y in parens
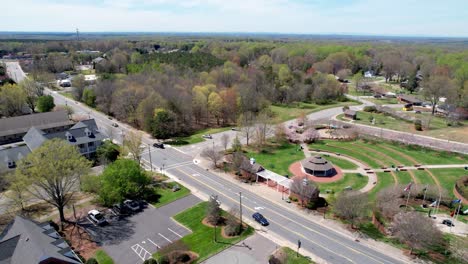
top-left (300, 156), bottom-right (334, 172)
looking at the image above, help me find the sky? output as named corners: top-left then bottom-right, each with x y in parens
top-left (2, 0), bottom-right (468, 37)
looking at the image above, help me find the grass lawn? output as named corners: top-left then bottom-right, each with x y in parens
top-left (412, 170), bottom-right (435, 185)
top-left (94, 249), bottom-right (114, 264)
top-left (151, 182), bottom-right (191, 208)
top-left (270, 100), bottom-right (358, 123)
top-left (245, 142), bottom-right (305, 176)
top-left (58, 91), bottom-right (74, 99)
top-left (318, 173), bottom-right (368, 194)
top-left (155, 202), bottom-right (254, 263)
top-left (281, 247), bottom-right (315, 264)
top-left (429, 168), bottom-right (466, 198)
top-left (341, 111), bottom-right (468, 143)
top-left (309, 141), bottom-right (381, 168)
top-left (395, 171), bottom-right (412, 185)
top-left (368, 172), bottom-right (396, 200)
top-left (319, 155), bottom-right (358, 170)
top-left (166, 127), bottom-right (231, 145)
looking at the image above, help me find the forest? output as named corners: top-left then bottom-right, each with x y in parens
top-left (1, 36), bottom-right (467, 139)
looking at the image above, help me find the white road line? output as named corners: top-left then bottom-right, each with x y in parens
top-left (147, 238), bottom-right (160, 249)
top-left (158, 233), bottom-right (173, 243)
top-left (168, 228), bottom-right (183, 238)
top-left (130, 244), bottom-right (151, 261)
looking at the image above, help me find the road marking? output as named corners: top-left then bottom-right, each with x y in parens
top-left (174, 167), bottom-right (394, 264)
top-left (168, 228), bottom-right (183, 238)
top-left (131, 244), bottom-right (151, 261)
top-left (158, 233), bottom-right (173, 243)
top-left (254, 206), bottom-right (265, 210)
top-left (147, 238), bottom-right (161, 249)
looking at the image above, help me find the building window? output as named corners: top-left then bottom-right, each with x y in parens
top-left (78, 144), bottom-right (85, 149)
top-left (88, 142), bottom-right (94, 147)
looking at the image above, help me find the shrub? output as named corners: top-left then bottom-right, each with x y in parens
top-left (414, 119), bottom-right (423, 131)
top-left (363, 106), bottom-right (377, 112)
top-left (85, 258), bottom-right (98, 264)
top-left (143, 259), bottom-right (158, 264)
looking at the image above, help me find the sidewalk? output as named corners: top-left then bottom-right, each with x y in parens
top-left (195, 158), bottom-right (411, 263)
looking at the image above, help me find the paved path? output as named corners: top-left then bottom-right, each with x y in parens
top-left (310, 151), bottom-right (378, 193)
top-left (202, 233), bottom-right (278, 264)
top-left (3, 60), bottom-right (27, 83)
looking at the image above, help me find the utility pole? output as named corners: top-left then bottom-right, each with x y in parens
top-left (148, 143), bottom-right (153, 172)
top-left (239, 192), bottom-right (243, 231)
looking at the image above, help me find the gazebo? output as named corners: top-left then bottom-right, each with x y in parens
top-left (300, 156), bottom-right (336, 177)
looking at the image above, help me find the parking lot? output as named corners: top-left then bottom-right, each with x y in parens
top-left (78, 195), bottom-right (201, 264)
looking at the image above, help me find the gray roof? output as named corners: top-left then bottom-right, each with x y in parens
top-left (23, 119), bottom-right (105, 149)
top-left (0, 216), bottom-right (80, 264)
top-left (344, 109), bottom-right (356, 116)
top-left (0, 145), bottom-right (31, 173)
top-left (398, 95), bottom-right (423, 104)
top-left (301, 156), bottom-right (334, 172)
top-left (0, 111), bottom-right (72, 137)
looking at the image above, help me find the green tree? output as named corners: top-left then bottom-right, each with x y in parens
top-left (99, 159), bottom-right (152, 206)
top-left (14, 139), bottom-right (92, 227)
top-left (97, 140), bottom-right (120, 164)
top-left (82, 88), bottom-right (96, 107)
top-left (0, 84), bottom-right (27, 117)
top-left (208, 92), bottom-right (223, 125)
top-left (150, 108), bottom-right (177, 139)
top-left (36, 95), bottom-right (55, 112)
top-left (19, 78), bottom-right (43, 113)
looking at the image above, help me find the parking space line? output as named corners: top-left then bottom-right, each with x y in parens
top-left (168, 228), bottom-right (183, 238)
top-left (131, 244), bottom-right (151, 261)
top-left (158, 233), bottom-right (173, 243)
top-left (147, 238), bottom-right (161, 249)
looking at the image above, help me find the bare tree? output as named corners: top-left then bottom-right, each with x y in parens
top-left (221, 134), bottom-right (230, 151)
top-left (201, 146), bottom-right (223, 168)
top-left (19, 78), bottom-right (44, 112)
top-left (290, 176), bottom-right (320, 207)
top-left (376, 186), bottom-right (403, 220)
top-left (334, 191), bottom-right (369, 228)
top-left (238, 112), bottom-right (255, 145)
top-left (123, 131), bottom-right (143, 164)
top-left (422, 75), bottom-right (456, 115)
top-left (225, 208), bottom-right (242, 236)
top-left (206, 195), bottom-right (222, 225)
top-left (72, 75), bottom-right (86, 101)
top-left (391, 211), bottom-right (443, 254)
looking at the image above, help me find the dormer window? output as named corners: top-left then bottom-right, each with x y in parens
top-left (84, 128), bottom-right (93, 137)
top-left (65, 132), bottom-right (73, 141)
top-left (7, 160), bottom-right (16, 169)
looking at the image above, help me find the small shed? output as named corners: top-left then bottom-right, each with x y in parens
top-left (344, 109), bottom-right (357, 120)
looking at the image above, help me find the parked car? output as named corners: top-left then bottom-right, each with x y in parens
top-left (231, 127), bottom-right (238, 131)
top-left (252, 212), bottom-right (269, 226)
top-left (124, 199), bottom-right (141, 212)
top-left (202, 134), bottom-right (212, 139)
top-left (112, 123), bottom-right (118, 127)
top-left (111, 203), bottom-right (130, 216)
top-left (88, 210), bottom-right (107, 225)
top-left (442, 219), bottom-right (454, 227)
top-left (153, 142), bottom-right (165, 149)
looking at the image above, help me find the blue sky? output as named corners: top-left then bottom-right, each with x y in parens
top-left (2, 0), bottom-right (468, 37)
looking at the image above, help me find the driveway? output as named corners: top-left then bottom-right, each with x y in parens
top-left (79, 195), bottom-right (201, 264)
top-left (202, 233), bottom-right (278, 264)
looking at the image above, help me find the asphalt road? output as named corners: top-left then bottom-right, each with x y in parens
top-left (10, 63), bottom-right (407, 263)
top-left (142, 148), bottom-right (406, 264)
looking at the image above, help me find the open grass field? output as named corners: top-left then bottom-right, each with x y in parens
top-left (246, 142), bottom-right (305, 176)
top-left (158, 202), bottom-right (254, 263)
top-left (310, 139), bottom-right (467, 200)
top-left (270, 100), bottom-right (358, 123)
top-left (318, 173), bottom-right (368, 194)
top-left (166, 127), bottom-right (231, 145)
top-left (320, 155), bottom-right (358, 170)
top-left (151, 182), bottom-right (191, 208)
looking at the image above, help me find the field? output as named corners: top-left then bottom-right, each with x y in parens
top-left (309, 139), bottom-right (468, 199)
top-left (281, 247), bottom-right (315, 264)
top-left (338, 111), bottom-right (468, 143)
top-left (245, 142), bottom-right (305, 176)
top-left (166, 127), bottom-right (231, 145)
top-left (155, 202), bottom-right (254, 263)
top-left (94, 249), bottom-right (114, 264)
top-left (270, 101), bottom-right (358, 123)
top-left (319, 155), bottom-right (358, 170)
top-left (319, 173), bottom-right (368, 194)
top-left (151, 182), bottom-right (191, 208)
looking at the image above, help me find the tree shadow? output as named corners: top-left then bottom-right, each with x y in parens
top-left (76, 214), bottom-right (137, 246)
